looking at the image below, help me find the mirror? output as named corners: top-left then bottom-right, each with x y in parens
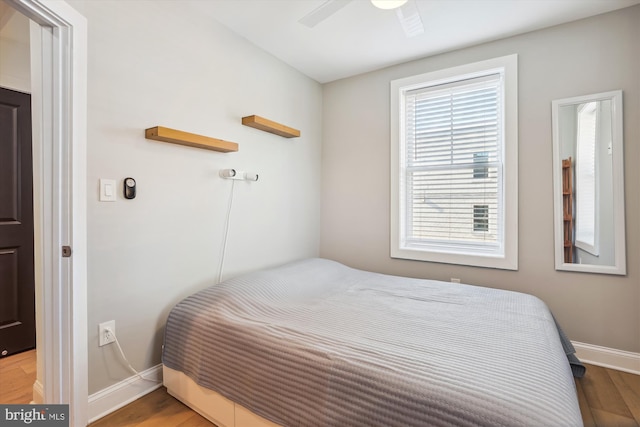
top-left (552, 90), bottom-right (626, 275)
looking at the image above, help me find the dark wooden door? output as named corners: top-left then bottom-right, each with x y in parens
top-left (0, 86), bottom-right (35, 358)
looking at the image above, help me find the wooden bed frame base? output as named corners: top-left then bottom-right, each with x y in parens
top-left (163, 365), bottom-right (281, 427)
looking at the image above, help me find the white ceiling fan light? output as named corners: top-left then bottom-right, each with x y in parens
top-left (371, 0), bottom-right (408, 10)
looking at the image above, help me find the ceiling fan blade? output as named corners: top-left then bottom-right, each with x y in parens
top-left (299, 0), bottom-right (353, 28)
top-left (396, 0), bottom-right (424, 38)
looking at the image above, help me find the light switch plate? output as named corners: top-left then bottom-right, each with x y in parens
top-left (99, 179), bottom-right (117, 202)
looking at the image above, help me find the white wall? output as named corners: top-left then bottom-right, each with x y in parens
top-left (65, 0), bottom-right (322, 394)
top-left (0, 3), bottom-right (30, 92)
top-left (321, 6), bottom-right (640, 353)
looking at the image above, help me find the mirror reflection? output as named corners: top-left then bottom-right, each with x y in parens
top-left (552, 90), bottom-right (626, 275)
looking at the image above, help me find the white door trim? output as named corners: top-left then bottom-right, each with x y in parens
top-left (5, 1), bottom-right (88, 425)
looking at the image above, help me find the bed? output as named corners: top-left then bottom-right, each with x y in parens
top-left (162, 258), bottom-right (584, 427)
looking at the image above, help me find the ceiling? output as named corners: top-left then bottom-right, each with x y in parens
top-left (188, 0), bottom-right (639, 84)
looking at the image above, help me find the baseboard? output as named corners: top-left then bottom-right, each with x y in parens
top-left (87, 364), bottom-right (163, 424)
top-left (572, 341), bottom-right (640, 375)
top-left (31, 380), bottom-right (44, 404)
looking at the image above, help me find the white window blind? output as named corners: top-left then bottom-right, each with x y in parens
top-left (402, 74), bottom-right (502, 252)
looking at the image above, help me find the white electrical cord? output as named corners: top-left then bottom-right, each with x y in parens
top-left (104, 328), bottom-right (159, 383)
top-left (218, 179), bottom-right (236, 284)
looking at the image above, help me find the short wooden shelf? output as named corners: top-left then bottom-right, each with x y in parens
top-left (562, 157), bottom-right (574, 263)
top-left (241, 115), bottom-right (300, 138)
top-left (145, 126), bottom-right (238, 153)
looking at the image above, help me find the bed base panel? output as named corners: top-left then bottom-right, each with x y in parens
top-left (163, 365), bottom-right (281, 427)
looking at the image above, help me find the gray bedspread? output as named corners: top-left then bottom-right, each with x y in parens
top-left (162, 258), bottom-right (583, 426)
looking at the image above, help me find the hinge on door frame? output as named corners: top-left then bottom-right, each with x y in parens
top-left (62, 246), bottom-right (72, 258)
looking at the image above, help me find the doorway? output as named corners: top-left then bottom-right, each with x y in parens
top-left (0, 3), bottom-right (36, 405)
top-left (3, 0), bottom-right (87, 425)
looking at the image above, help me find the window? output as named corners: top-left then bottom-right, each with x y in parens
top-left (390, 55), bottom-right (518, 270)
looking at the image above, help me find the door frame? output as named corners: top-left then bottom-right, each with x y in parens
top-left (4, 0), bottom-right (87, 425)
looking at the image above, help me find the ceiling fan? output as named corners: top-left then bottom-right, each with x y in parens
top-left (299, 0), bottom-right (425, 38)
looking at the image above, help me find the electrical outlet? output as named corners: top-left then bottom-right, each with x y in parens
top-left (99, 320), bottom-right (116, 346)
top-left (450, 278), bottom-right (461, 284)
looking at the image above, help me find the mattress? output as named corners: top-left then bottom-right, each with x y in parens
top-left (162, 258), bottom-right (583, 426)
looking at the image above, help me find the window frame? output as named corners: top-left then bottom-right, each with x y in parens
top-left (390, 55), bottom-right (518, 270)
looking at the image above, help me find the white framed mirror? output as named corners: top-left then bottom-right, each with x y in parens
top-left (552, 90), bottom-right (626, 275)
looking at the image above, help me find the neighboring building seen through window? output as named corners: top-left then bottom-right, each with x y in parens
top-left (474, 205), bottom-right (490, 232)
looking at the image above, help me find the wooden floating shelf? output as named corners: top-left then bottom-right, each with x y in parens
top-left (145, 126), bottom-right (238, 153)
top-left (241, 115), bottom-right (300, 138)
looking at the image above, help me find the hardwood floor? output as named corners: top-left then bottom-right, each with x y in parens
top-left (0, 349), bottom-right (37, 404)
top-left (2, 350), bottom-right (638, 426)
top-left (88, 386), bottom-right (212, 427)
top-left (577, 364), bottom-right (640, 426)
